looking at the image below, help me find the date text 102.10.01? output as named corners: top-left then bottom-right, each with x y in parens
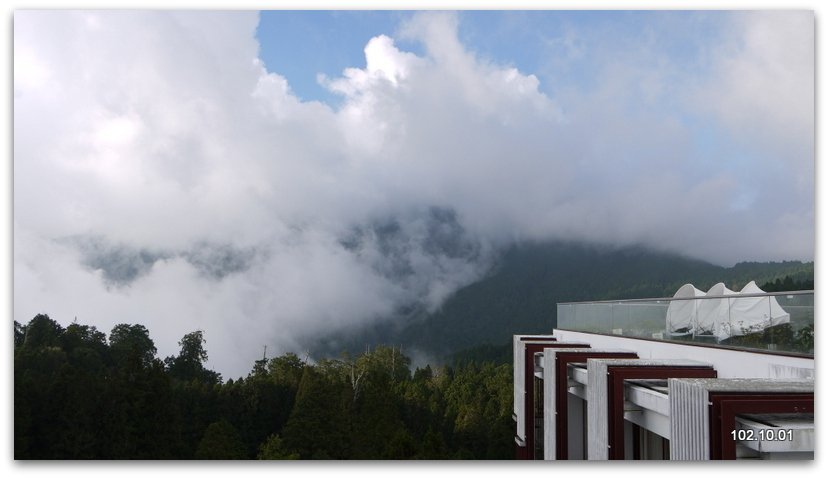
top-left (730, 429), bottom-right (793, 441)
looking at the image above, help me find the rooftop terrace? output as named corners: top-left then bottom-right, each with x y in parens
top-left (556, 290), bottom-right (813, 356)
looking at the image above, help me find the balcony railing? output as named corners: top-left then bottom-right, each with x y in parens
top-left (556, 291), bottom-right (814, 356)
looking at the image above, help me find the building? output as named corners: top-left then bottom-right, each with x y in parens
top-left (513, 288), bottom-right (814, 460)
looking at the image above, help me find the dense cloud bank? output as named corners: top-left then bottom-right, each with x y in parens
top-left (14, 11), bottom-right (813, 376)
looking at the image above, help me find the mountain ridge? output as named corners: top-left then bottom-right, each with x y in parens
top-left (311, 240), bottom-right (813, 360)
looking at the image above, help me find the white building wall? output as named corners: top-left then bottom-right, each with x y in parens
top-left (512, 335), bottom-right (556, 442)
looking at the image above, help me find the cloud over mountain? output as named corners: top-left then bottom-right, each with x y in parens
top-left (14, 11), bottom-right (813, 376)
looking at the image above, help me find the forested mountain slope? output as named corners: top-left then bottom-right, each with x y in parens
top-left (318, 241), bottom-right (813, 358)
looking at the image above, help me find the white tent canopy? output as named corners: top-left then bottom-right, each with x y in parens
top-left (696, 282), bottom-right (737, 337)
top-left (665, 281), bottom-right (790, 341)
top-left (726, 281), bottom-right (791, 339)
top-left (665, 284), bottom-right (706, 335)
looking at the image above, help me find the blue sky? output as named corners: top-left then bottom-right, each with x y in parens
top-left (256, 11), bottom-right (727, 106)
top-left (257, 11), bottom-right (414, 104)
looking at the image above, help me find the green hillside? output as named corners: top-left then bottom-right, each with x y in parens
top-left (315, 241), bottom-right (813, 359)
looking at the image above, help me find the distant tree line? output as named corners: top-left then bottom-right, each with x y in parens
top-left (759, 275), bottom-right (813, 292)
top-left (14, 314), bottom-right (514, 460)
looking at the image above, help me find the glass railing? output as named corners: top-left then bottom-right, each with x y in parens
top-left (556, 291), bottom-right (814, 356)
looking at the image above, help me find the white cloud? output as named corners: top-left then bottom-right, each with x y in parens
top-left (698, 11), bottom-right (813, 153)
top-left (14, 11), bottom-right (813, 377)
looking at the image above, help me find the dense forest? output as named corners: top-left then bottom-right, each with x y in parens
top-left (14, 314), bottom-right (513, 460)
